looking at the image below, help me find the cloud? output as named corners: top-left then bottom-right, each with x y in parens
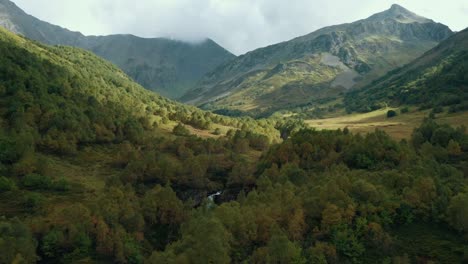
top-left (11, 0), bottom-right (468, 55)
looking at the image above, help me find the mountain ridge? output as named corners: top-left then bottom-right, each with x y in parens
top-left (0, 0), bottom-right (235, 98)
top-left (345, 27), bottom-right (468, 113)
top-left (181, 4), bottom-right (453, 116)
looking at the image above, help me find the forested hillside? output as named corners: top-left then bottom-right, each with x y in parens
top-left (150, 121), bottom-right (468, 263)
top-left (0, 24), bottom-right (285, 263)
top-left (0, 14), bottom-right (468, 264)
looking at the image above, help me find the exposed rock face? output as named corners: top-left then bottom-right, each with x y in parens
top-left (0, 0), bottom-right (235, 99)
top-left (367, 4), bottom-right (431, 23)
top-left (181, 4), bottom-right (453, 115)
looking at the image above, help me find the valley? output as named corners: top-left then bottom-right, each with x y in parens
top-left (0, 1), bottom-right (467, 263)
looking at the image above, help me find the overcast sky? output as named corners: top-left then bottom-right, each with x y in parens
top-left (11, 0), bottom-right (468, 55)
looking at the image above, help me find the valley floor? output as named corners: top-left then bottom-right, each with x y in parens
top-left (306, 108), bottom-right (468, 140)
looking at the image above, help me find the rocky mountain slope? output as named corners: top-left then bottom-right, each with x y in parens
top-left (0, 0), bottom-right (235, 98)
top-left (345, 27), bottom-right (468, 113)
top-left (182, 4), bottom-right (453, 116)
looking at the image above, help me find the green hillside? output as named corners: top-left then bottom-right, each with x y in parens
top-left (345, 28), bottom-right (468, 113)
top-left (0, 25), bottom-right (282, 262)
top-left (0, 24), bottom-right (280, 197)
top-left (0, 0), bottom-right (235, 98)
top-left (182, 4), bottom-right (452, 117)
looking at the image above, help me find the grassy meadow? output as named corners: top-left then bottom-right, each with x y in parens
top-left (306, 108), bottom-right (468, 140)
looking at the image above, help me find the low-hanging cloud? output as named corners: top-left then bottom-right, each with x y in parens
top-left (11, 0), bottom-right (468, 55)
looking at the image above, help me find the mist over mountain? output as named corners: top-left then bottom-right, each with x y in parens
top-left (0, 0), bottom-right (235, 98)
top-left (181, 4), bottom-right (453, 116)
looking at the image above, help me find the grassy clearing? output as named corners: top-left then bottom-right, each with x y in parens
top-left (306, 108), bottom-right (468, 140)
top-left (157, 120), bottom-right (238, 139)
top-left (43, 146), bottom-right (120, 193)
top-left (0, 146), bottom-right (121, 217)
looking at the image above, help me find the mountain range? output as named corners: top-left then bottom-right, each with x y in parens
top-left (0, 1), bottom-right (459, 116)
top-left (181, 4), bottom-right (453, 116)
top-left (0, 0), bottom-right (235, 98)
top-left (0, 2), bottom-right (468, 263)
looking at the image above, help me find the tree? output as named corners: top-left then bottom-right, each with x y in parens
top-left (213, 127), bottom-right (222, 135)
top-left (0, 135), bottom-right (21, 164)
top-left (447, 139), bottom-right (462, 156)
top-left (331, 225), bottom-right (365, 262)
top-left (172, 123), bottom-right (190, 136)
top-left (228, 163), bottom-right (255, 187)
top-left (123, 119), bottom-right (145, 143)
top-left (214, 202), bottom-right (257, 261)
top-left (41, 229), bottom-right (65, 259)
top-left (0, 218), bottom-right (38, 264)
top-left (142, 185), bottom-right (185, 226)
top-left (149, 215), bottom-right (231, 264)
top-left (264, 230), bottom-right (306, 264)
top-left (321, 203), bottom-right (343, 231)
top-left (307, 242), bottom-right (337, 264)
top-left (447, 193), bottom-right (468, 232)
top-left (95, 218), bottom-right (113, 257)
top-left (41, 204), bottom-right (94, 262)
top-left (387, 110), bottom-right (397, 118)
top-left (0, 176), bottom-right (16, 192)
top-left (431, 127), bottom-right (453, 147)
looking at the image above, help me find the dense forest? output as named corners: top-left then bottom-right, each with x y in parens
top-left (0, 23), bottom-right (468, 264)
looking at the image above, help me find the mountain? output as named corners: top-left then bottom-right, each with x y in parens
top-left (0, 0), bottom-right (235, 98)
top-left (345, 27), bottom-right (468, 113)
top-left (181, 4), bottom-right (453, 116)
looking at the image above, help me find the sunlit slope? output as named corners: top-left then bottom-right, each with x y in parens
top-left (182, 4), bottom-right (452, 116)
top-left (0, 26), bottom-right (279, 154)
top-left (345, 28), bottom-right (468, 113)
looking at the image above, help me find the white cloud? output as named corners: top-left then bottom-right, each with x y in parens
top-left (11, 0), bottom-right (468, 55)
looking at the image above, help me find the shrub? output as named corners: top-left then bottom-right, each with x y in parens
top-left (51, 178), bottom-right (71, 192)
top-left (212, 128), bottom-right (222, 135)
top-left (0, 137), bottom-right (20, 164)
top-left (22, 174), bottom-right (52, 190)
top-left (400, 107), bottom-right (409, 114)
top-left (173, 123), bottom-right (190, 136)
top-left (432, 106), bottom-right (444, 114)
top-left (22, 192), bottom-right (45, 210)
top-left (0, 176), bottom-right (16, 193)
top-left (387, 110), bottom-right (397, 118)
top-left (22, 174), bottom-right (71, 192)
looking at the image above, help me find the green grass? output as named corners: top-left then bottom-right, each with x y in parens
top-left (203, 55), bottom-right (344, 115)
top-left (306, 108), bottom-right (468, 140)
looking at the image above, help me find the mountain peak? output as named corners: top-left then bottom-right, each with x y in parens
top-left (367, 4), bottom-right (432, 24)
top-left (389, 4), bottom-right (407, 11)
top-left (388, 4), bottom-right (416, 17)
